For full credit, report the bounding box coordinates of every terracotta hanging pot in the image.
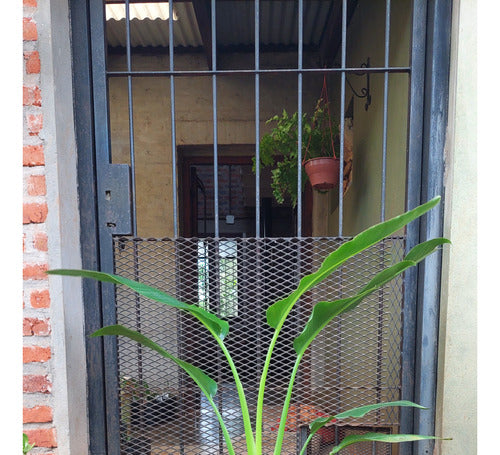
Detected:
[304,157,340,190]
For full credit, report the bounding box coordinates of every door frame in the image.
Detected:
[179,150,313,238]
[68,1,452,453]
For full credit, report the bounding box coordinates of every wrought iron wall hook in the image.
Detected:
[346,57,371,111]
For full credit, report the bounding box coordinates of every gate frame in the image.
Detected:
[68,1,453,453]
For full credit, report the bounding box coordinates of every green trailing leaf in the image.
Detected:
[293,238,450,355]
[329,433,446,454]
[92,325,218,398]
[47,269,229,340]
[266,196,441,330]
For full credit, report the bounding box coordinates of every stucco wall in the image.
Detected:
[435,0,477,453]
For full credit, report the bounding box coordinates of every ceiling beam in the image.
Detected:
[192,0,213,69]
[319,0,359,67]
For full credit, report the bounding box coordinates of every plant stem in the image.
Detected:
[298,432,315,455]
[256,296,302,450]
[272,354,303,455]
[206,394,236,455]
[215,337,257,455]
[255,327,280,451]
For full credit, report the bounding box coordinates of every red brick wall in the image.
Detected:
[23,0,57,451]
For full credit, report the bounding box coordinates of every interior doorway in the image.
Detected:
[180,150,305,238]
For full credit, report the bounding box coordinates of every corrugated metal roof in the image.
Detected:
[106,3,202,48]
[217,0,332,47]
[106,1,333,49]
[106,3,174,21]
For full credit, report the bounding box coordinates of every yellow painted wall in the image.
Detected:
[327,0,411,236]
[308,0,413,421]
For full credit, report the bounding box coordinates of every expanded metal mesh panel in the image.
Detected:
[113,236,405,455]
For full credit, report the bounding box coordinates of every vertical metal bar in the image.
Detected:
[255,0,261,238]
[413,1,452,454]
[125,3,145,444]
[333,256,343,415]
[376,240,385,424]
[69,0,107,451]
[174,238,185,455]
[400,0,427,450]
[89,0,121,452]
[125,0,137,236]
[338,0,347,237]
[169,0,179,237]
[376,2,391,440]
[381,0,391,222]
[254,2,263,420]
[297,0,303,237]
[209,3,221,448]
[212,0,219,237]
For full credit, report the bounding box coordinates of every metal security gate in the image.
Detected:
[70,1,452,454]
[114,237,405,455]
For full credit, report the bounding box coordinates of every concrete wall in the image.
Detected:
[108,52,324,238]
[435,1,477,453]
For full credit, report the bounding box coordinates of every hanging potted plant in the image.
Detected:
[255,82,342,206]
[302,96,340,190]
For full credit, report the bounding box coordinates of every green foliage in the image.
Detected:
[23,433,34,454]
[255,98,339,207]
[49,196,450,455]
[50,269,229,340]
[329,433,446,454]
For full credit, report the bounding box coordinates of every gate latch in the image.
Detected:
[101,163,132,235]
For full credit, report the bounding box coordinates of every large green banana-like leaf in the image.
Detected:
[92,325,218,398]
[299,401,428,455]
[293,238,450,355]
[309,401,426,434]
[334,400,426,419]
[266,196,441,329]
[47,269,229,340]
[329,433,445,454]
